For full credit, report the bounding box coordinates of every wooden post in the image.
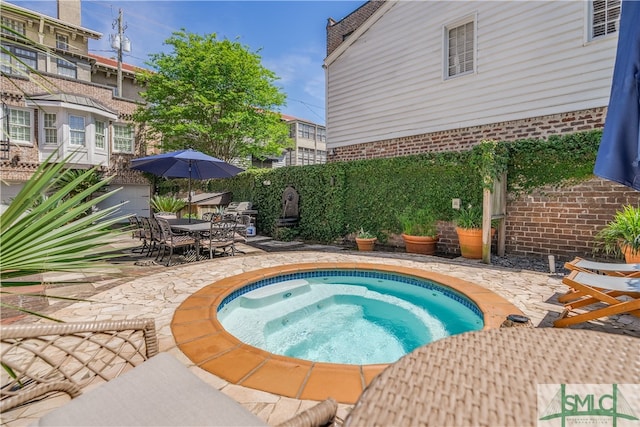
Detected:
[482,188,492,264]
[483,173,507,263]
[496,174,507,256]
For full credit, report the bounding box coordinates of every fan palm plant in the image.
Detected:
[595,204,640,261]
[150,195,186,213]
[0,153,131,318]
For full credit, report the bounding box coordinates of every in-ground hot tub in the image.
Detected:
[218,271,484,365]
[171,263,523,403]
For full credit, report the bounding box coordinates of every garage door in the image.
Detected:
[97,184,150,219]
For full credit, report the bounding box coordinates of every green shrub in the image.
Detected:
[398,207,438,237]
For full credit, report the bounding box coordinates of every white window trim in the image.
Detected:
[94,120,107,151]
[55,33,69,51]
[442,13,477,81]
[41,111,58,145]
[112,123,134,154]
[3,106,33,146]
[586,0,621,42]
[69,114,86,146]
[56,58,77,78]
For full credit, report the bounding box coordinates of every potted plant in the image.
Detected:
[595,204,640,263]
[454,205,484,259]
[355,228,377,251]
[150,195,186,217]
[398,207,439,255]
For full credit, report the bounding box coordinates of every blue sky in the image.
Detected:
[11,1,364,124]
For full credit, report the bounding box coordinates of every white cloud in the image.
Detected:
[264,45,326,120]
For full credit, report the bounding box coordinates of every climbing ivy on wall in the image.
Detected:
[506,130,601,195]
[204,129,602,243]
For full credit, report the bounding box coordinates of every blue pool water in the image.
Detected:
[217,271,483,365]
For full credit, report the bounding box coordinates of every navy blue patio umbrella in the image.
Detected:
[593,0,640,191]
[130,149,244,221]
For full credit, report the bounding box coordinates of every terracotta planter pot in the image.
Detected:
[355,237,377,251]
[401,234,438,255]
[455,227,496,259]
[456,227,483,259]
[622,245,640,263]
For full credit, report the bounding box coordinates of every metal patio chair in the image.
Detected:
[155,217,197,266]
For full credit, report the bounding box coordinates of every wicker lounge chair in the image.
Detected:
[554,270,640,327]
[1,319,158,413]
[1,320,337,426]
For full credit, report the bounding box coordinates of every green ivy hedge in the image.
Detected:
[204,129,602,243]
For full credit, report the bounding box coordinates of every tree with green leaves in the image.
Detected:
[134,31,291,163]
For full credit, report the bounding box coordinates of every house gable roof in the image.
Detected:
[89,53,142,74]
[2,2,101,40]
[324,1,396,67]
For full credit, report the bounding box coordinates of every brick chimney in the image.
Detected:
[57,0,81,26]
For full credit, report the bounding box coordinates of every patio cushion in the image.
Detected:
[33,353,267,426]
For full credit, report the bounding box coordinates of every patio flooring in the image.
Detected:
[2,235,639,426]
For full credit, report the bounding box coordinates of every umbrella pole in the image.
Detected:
[188,162,192,223]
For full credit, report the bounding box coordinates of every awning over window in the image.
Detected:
[25,93,118,120]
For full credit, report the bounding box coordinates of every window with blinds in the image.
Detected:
[591,0,621,40]
[44,113,57,145]
[95,121,106,150]
[69,115,85,146]
[113,124,134,153]
[446,20,475,78]
[3,108,32,144]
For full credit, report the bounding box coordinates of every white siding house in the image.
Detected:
[324,0,620,149]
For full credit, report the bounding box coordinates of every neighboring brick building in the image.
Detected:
[325,1,639,260]
[1,1,150,217]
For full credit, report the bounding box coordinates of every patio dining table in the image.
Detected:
[169,220,246,260]
[343,327,640,427]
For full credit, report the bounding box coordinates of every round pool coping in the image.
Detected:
[171,262,523,404]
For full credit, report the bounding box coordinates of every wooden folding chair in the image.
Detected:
[554,270,640,327]
[559,257,640,303]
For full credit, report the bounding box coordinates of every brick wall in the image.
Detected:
[326,1,385,56]
[503,178,639,259]
[330,107,640,260]
[379,178,639,262]
[330,107,607,161]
